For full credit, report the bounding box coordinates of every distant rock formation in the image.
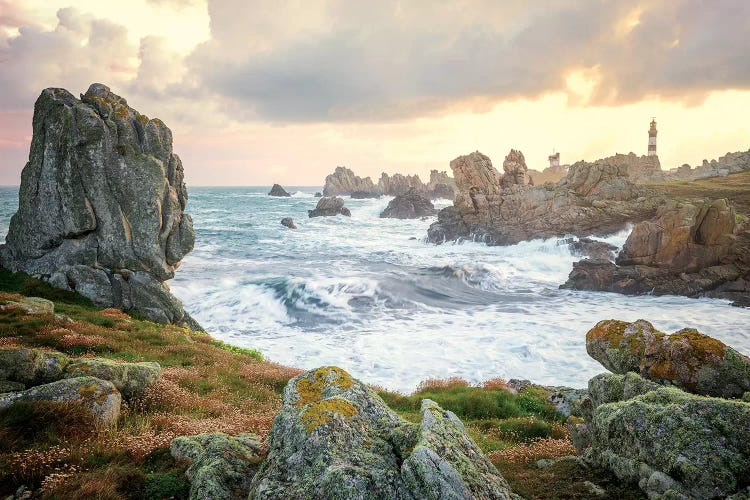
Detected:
[500,149,532,189]
[249,366,516,499]
[428,150,662,245]
[269,184,291,197]
[0,84,199,329]
[280,217,297,229]
[308,197,351,217]
[314,192,322,197]
[379,188,436,219]
[323,166,377,196]
[378,172,423,196]
[653,148,750,182]
[563,198,750,306]
[350,190,381,199]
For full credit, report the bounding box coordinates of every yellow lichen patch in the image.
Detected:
[669,329,726,361]
[647,360,677,381]
[586,320,629,348]
[299,397,357,433]
[295,366,354,407]
[77,383,109,404]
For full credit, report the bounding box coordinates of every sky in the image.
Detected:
[0,0,749,186]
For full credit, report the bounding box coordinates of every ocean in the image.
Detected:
[1,186,748,392]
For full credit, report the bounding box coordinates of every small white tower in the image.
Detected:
[548,151,560,169]
[648,118,657,156]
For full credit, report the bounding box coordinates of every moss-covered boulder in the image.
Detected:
[249,366,516,499]
[170,432,262,500]
[0,376,121,425]
[0,296,54,315]
[0,347,69,386]
[0,380,25,393]
[581,372,750,499]
[63,357,161,400]
[586,319,750,398]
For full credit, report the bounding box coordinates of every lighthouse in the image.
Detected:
[648,118,657,156]
[548,151,560,169]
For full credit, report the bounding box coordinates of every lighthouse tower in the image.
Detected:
[648,118,657,156]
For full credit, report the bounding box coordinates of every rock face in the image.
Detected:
[0,84,198,329]
[500,149,532,189]
[428,150,662,245]
[564,198,750,305]
[280,217,296,229]
[323,167,378,196]
[0,376,121,425]
[379,188,436,219]
[308,197,351,218]
[575,371,750,499]
[249,366,515,499]
[585,319,750,398]
[171,432,263,500]
[268,184,291,197]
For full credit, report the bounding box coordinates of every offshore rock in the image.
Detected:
[0,84,199,329]
[585,319,750,398]
[280,217,297,229]
[308,197,351,218]
[268,184,291,197]
[0,376,121,425]
[171,432,263,500]
[577,371,750,499]
[564,198,750,305]
[249,366,516,499]
[323,166,378,196]
[428,151,661,245]
[350,190,382,199]
[378,172,425,196]
[380,188,436,219]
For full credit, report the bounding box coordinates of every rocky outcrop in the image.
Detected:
[378,173,424,196]
[268,184,291,197]
[0,296,54,315]
[428,150,662,245]
[430,183,454,200]
[566,238,618,262]
[586,319,750,398]
[308,197,351,218]
[379,188,436,219]
[500,149,532,189]
[350,190,382,199]
[653,148,750,182]
[0,84,199,329]
[280,217,296,229]
[563,198,750,305]
[0,346,162,401]
[323,167,378,196]
[249,366,516,499]
[575,371,750,499]
[527,164,568,185]
[314,192,322,197]
[0,376,121,425]
[171,432,263,500]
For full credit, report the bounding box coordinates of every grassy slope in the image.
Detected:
[647,170,750,216]
[0,270,641,499]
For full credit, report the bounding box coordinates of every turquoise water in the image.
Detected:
[1,186,748,391]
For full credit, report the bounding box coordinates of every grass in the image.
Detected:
[647,170,750,216]
[0,269,641,499]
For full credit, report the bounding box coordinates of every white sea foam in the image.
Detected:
[164,188,750,393]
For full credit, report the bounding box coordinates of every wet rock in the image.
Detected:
[0,376,121,425]
[566,238,618,262]
[280,217,297,229]
[308,197,351,218]
[0,84,198,329]
[350,190,382,199]
[0,297,54,315]
[314,192,323,197]
[249,366,516,499]
[323,166,377,196]
[171,432,263,500]
[585,319,750,398]
[63,358,161,400]
[579,371,750,499]
[268,184,291,197]
[380,188,437,219]
[0,347,69,386]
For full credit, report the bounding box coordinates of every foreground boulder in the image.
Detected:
[380,188,436,219]
[564,198,750,305]
[308,197,351,218]
[268,184,291,197]
[171,432,263,500]
[0,83,199,329]
[575,371,750,499]
[280,217,297,229]
[586,319,750,398]
[428,150,662,245]
[0,347,69,386]
[249,366,515,499]
[0,376,121,425]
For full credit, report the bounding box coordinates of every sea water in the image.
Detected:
[0,186,747,392]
